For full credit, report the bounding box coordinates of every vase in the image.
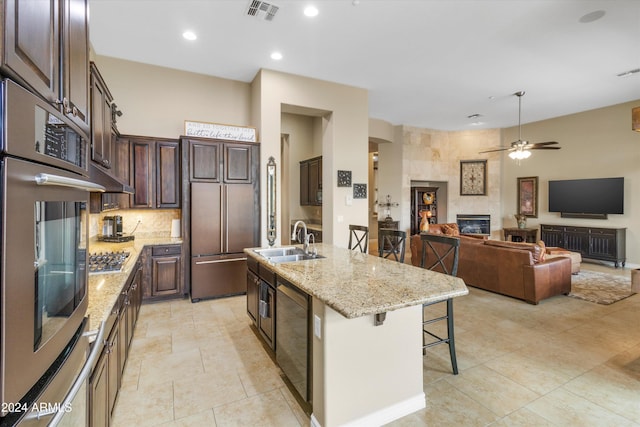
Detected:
[514,214,527,229]
[419,211,430,232]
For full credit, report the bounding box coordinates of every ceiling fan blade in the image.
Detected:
[479,147,511,153]
[530,141,559,146]
[530,146,561,150]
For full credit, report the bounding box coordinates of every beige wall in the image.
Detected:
[252,69,369,248]
[500,100,640,265]
[93,55,252,138]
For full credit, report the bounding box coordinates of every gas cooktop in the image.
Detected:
[88,251,130,275]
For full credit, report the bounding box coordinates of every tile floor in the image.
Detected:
[112,261,640,426]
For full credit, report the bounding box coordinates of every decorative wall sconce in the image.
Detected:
[266,156,277,246]
[633,107,640,132]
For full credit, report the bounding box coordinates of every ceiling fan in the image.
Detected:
[480,91,561,160]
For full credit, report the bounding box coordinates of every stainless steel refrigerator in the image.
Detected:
[190,181,257,300]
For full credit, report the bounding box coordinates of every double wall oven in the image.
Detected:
[1,80,104,426]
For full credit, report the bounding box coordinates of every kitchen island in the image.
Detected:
[245,243,468,427]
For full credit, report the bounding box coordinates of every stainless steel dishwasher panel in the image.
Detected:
[276,279,310,404]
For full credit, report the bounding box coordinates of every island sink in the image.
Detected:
[253,247,324,263]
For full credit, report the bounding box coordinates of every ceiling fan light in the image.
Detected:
[508,151,518,159]
[522,150,532,159]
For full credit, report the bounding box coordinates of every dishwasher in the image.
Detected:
[276,277,311,406]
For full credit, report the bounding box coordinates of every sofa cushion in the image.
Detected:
[483,239,545,263]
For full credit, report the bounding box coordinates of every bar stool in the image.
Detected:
[378,229,407,263]
[348,225,369,253]
[420,233,460,374]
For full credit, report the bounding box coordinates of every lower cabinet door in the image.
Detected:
[258,281,275,350]
[90,351,109,427]
[191,254,246,300]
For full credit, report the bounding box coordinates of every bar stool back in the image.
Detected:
[378,229,407,263]
[348,225,369,253]
[420,233,460,374]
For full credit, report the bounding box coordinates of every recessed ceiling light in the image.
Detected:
[304,5,319,17]
[579,10,606,24]
[182,31,197,41]
[271,51,283,60]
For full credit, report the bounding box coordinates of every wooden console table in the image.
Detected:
[540,224,626,267]
[503,227,538,243]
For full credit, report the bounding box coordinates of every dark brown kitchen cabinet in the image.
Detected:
[1,0,90,136]
[156,141,181,208]
[246,259,276,352]
[142,244,183,300]
[187,139,253,184]
[246,258,259,325]
[183,136,260,301]
[90,63,115,169]
[90,349,108,427]
[300,156,322,205]
[127,136,180,209]
[89,259,143,426]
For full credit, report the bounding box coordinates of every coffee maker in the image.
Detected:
[102,215,123,237]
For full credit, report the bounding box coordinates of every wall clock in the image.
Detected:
[460,160,487,196]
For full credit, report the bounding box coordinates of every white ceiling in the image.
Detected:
[88,0,640,131]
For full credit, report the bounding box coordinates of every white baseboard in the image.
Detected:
[310,393,425,427]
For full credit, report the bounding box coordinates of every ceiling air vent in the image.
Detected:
[246,0,279,21]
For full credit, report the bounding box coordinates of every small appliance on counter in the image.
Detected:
[99,215,135,242]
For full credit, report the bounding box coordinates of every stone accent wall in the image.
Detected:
[401,126,503,238]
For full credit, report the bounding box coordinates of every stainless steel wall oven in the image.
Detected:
[1,80,104,425]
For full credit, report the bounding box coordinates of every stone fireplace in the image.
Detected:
[457,214,490,235]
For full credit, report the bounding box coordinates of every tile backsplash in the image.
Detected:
[90,209,181,239]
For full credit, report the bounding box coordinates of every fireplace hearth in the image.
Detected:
[457,214,490,235]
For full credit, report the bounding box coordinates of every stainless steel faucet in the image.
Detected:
[292,220,310,254]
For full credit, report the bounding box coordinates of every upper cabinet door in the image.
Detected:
[224,144,252,183]
[2,0,60,103]
[61,0,89,133]
[189,141,220,182]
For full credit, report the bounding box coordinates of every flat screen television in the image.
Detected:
[548,177,624,214]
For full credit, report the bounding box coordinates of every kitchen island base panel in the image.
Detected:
[312,301,425,426]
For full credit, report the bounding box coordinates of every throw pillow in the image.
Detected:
[537,240,546,262]
[441,223,460,236]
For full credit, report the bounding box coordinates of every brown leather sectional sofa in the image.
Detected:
[409,224,572,304]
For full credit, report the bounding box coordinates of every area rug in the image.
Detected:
[568,270,633,305]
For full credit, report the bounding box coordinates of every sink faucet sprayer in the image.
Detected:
[292,220,312,255]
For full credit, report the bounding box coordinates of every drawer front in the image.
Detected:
[259,265,277,287]
[247,256,258,274]
[152,245,182,256]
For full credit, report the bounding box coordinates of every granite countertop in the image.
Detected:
[244,243,468,319]
[87,235,183,330]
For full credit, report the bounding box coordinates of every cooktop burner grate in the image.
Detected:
[88,251,130,274]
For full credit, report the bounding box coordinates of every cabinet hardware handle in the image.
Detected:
[195,257,247,265]
[35,173,105,192]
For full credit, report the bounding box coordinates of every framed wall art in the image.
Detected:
[460,160,487,196]
[517,176,538,217]
[337,170,352,187]
[353,183,367,199]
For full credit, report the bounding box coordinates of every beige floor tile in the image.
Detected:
[386,378,499,427]
[445,365,539,417]
[160,409,216,426]
[126,333,173,367]
[138,347,204,388]
[172,370,247,419]
[213,388,301,427]
[484,351,573,395]
[490,407,557,426]
[111,380,174,427]
[236,359,285,396]
[278,385,311,426]
[563,363,640,422]
[526,387,638,426]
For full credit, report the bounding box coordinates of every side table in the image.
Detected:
[503,227,538,243]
